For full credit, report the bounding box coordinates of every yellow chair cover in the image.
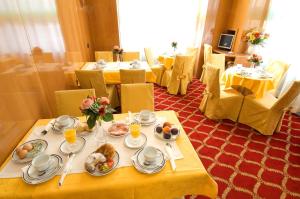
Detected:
[199,65,244,121]
[121,83,154,113]
[167,55,193,95]
[75,70,119,108]
[120,69,146,84]
[55,89,95,117]
[265,60,290,89]
[186,47,198,81]
[122,52,140,61]
[144,48,165,85]
[160,69,172,87]
[238,81,300,135]
[200,44,225,84]
[95,51,113,62]
[158,56,175,70]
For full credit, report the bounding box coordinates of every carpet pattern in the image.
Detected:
[154,79,300,199]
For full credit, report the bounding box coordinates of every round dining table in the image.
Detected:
[222,66,275,98]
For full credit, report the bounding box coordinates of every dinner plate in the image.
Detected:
[154,124,180,141]
[22,154,63,185]
[12,139,48,164]
[131,148,166,174]
[107,122,129,137]
[134,113,157,126]
[59,136,86,155]
[85,151,120,176]
[124,133,147,149]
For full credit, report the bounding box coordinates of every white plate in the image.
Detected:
[85,151,119,176]
[59,136,86,155]
[124,133,147,149]
[134,113,157,126]
[12,139,48,164]
[107,122,129,137]
[154,124,180,141]
[22,154,63,185]
[131,148,166,174]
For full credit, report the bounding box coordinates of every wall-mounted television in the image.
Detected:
[218,33,235,50]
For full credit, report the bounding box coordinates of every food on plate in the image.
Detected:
[23,143,33,151]
[17,149,28,159]
[163,122,172,128]
[108,123,129,136]
[155,123,180,140]
[76,122,94,133]
[163,133,171,139]
[171,128,179,135]
[85,144,116,173]
[155,126,163,134]
[15,141,44,159]
[163,126,170,133]
[96,144,115,160]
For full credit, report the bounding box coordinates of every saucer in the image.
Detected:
[131,148,166,174]
[124,133,147,149]
[27,156,57,179]
[134,112,156,126]
[22,154,63,185]
[51,116,79,134]
[136,147,165,170]
[59,136,86,155]
[12,139,48,164]
[85,151,120,176]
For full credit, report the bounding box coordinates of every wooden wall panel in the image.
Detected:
[86,0,120,55]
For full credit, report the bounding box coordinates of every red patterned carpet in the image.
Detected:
[154,79,300,199]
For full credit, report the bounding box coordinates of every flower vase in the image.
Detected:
[116,54,121,66]
[94,120,107,146]
[247,44,261,55]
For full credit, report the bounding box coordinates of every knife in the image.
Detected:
[165,143,176,171]
[58,153,75,187]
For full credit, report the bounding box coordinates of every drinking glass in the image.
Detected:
[63,128,77,151]
[129,122,141,145]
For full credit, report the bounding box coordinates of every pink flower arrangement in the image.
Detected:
[80,96,115,129]
[244,29,269,45]
[248,54,263,66]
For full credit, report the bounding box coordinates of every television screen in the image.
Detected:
[218,34,234,50]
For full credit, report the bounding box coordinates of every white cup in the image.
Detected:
[32,154,50,172]
[143,146,158,164]
[55,115,70,128]
[140,110,151,121]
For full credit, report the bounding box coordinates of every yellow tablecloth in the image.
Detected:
[0,111,217,199]
[158,56,175,70]
[82,62,156,84]
[222,70,275,98]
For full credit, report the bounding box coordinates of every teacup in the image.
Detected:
[32,154,50,172]
[55,115,70,129]
[140,110,151,121]
[143,146,158,164]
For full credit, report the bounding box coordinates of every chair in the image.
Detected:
[200,44,225,84]
[55,89,95,117]
[122,52,140,61]
[238,81,300,135]
[265,60,290,89]
[75,70,119,108]
[121,83,154,113]
[167,55,193,95]
[144,48,165,85]
[186,47,198,81]
[95,51,113,62]
[120,69,146,84]
[199,65,244,121]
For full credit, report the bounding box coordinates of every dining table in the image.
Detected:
[0,110,218,199]
[81,61,156,84]
[222,66,275,98]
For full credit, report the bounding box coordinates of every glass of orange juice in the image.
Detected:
[130,122,141,138]
[63,128,77,150]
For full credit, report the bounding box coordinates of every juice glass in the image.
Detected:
[63,128,77,151]
[130,122,141,138]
